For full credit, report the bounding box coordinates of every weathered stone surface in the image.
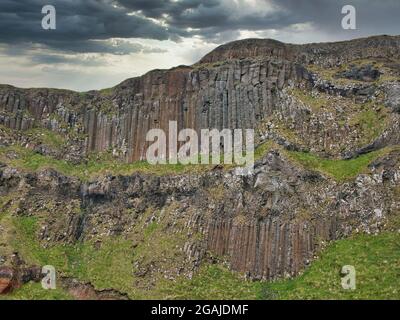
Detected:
[336,64,381,82]
[386,83,400,113]
[0,265,43,294]
[0,267,15,294]
[60,278,129,300]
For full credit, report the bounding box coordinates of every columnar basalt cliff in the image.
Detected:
[1,35,399,161]
[0,35,399,298]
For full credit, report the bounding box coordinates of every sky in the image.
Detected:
[0,0,399,91]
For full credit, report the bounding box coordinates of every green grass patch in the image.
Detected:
[1,282,73,300]
[0,146,224,181]
[10,216,135,296]
[289,88,330,111]
[349,107,388,146]
[5,213,400,300]
[98,87,115,97]
[0,141,392,182]
[265,232,400,300]
[25,128,66,149]
[159,265,263,300]
[254,140,275,161]
[285,148,390,181]
[8,208,186,299]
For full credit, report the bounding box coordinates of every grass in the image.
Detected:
[3,206,187,299]
[289,88,388,143]
[0,138,393,183]
[98,87,115,97]
[1,282,73,300]
[0,146,223,181]
[285,148,392,181]
[0,143,259,181]
[289,88,330,112]
[2,210,400,300]
[349,107,388,146]
[254,140,275,161]
[9,216,136,296]
[253,139,395,182]
[284,87,390,154]
[159,265,262,300]
[266,232,400,300]
[25,128,66,149]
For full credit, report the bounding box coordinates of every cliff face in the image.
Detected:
[1,35,399,162]
[1,148,398,283]
[0,35,400,297]
[0,60,302,161]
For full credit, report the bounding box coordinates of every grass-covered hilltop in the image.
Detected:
[1,35,400,300]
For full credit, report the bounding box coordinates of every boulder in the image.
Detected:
[0,267,16,294]
[385,84,400,113]
[336,64,381,82]
[0,265,43,295]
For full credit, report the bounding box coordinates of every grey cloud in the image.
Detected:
[0,0,182,54]
[117,0,400,43]
[30,54,106,67]
[1,0,399,56]
[272,0,400,34]
[117,0,294,36]
[115,0,220,19]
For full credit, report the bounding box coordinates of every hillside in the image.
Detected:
[0,35,399,299]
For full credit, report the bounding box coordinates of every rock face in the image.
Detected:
[386,83,400,113]
[0,267,15,294]
[0,264,43,294]
[1,148,399,281]
[0,35,400,293]
[207,217,338,279]
[336,64,381,82]
[1,35,399,161]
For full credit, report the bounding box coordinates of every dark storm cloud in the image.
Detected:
[116,0,400,41]
[115,0,220,19]
[0,0,183,54]
[30,54,105,66]
[116,0,296,39]
[271,0,400,35]
[0,0,399,55]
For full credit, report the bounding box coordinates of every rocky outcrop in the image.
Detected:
[1,35,399,162]
[59,278,129,300]
[0,261,43,295]
[1,146,399,281]
[386,83,400,113]
[335,64,381,82]
[207,217,337,279]
[0,267,15,294]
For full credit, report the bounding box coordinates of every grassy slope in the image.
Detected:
[1,127,398,300]
[0,145,218,181]
[2,282,73,300]
[267,232,400,300]
[157,232,400,300]
[149,231,400,300]
[285,148,393,181]
[0,142,394,182]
